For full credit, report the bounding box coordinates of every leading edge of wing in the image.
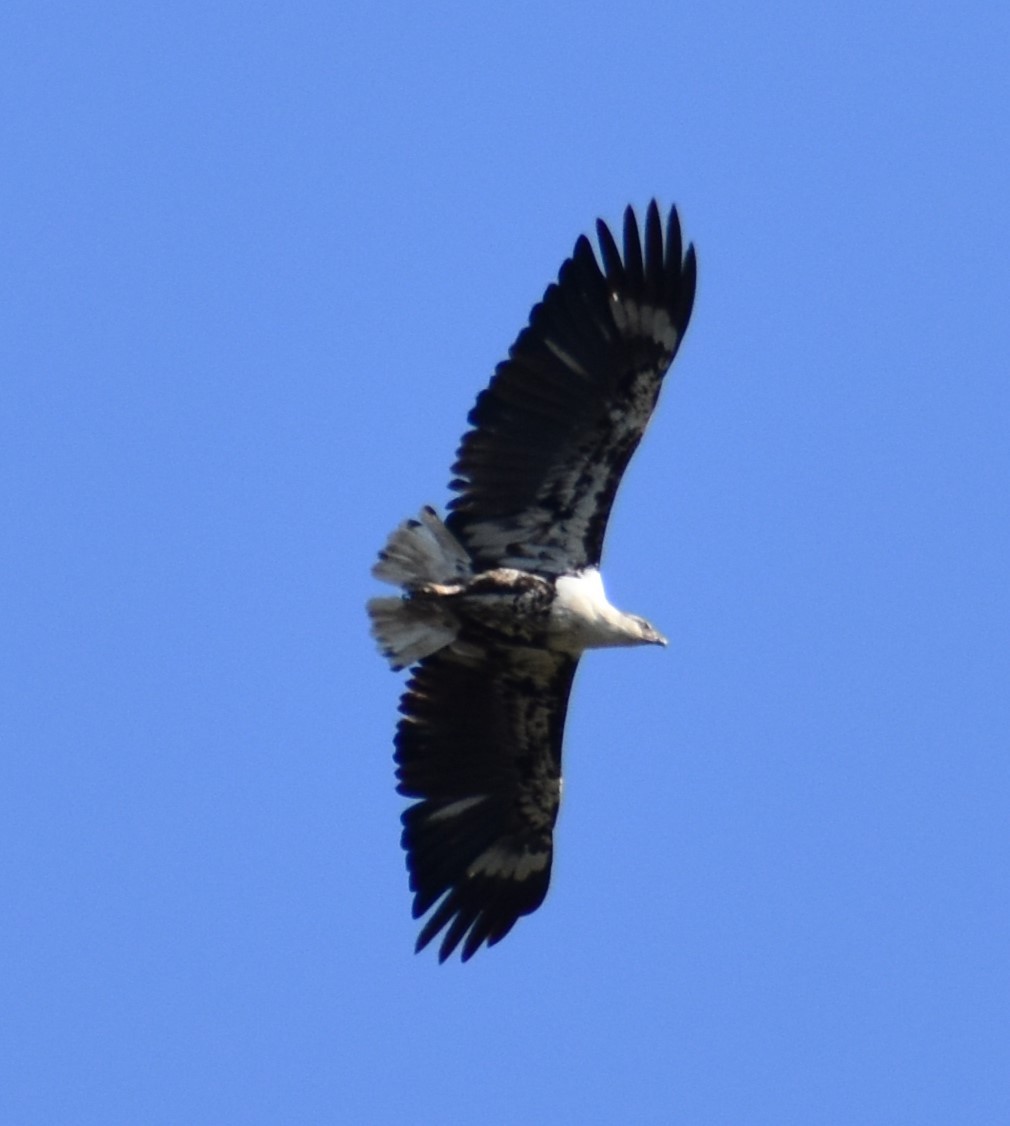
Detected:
[394,644,578,962]
[445,201,697,573]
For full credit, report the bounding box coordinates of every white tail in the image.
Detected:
[372,506,471,588]
[368,508,472,669]
[367,596,458,670]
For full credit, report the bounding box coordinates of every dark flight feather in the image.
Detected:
[395,646,577,962]
[445,201,696,574]
[374,203,696,960]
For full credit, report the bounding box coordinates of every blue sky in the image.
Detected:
[3,2,1009,1122]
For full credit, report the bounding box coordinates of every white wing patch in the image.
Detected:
[610,295,679,353]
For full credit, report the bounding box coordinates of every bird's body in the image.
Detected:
[368,202,696,961]
[370,508,666,663]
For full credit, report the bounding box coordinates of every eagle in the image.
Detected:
[368,201,697,961]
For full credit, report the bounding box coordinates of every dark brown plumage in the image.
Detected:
[371,202,696,961]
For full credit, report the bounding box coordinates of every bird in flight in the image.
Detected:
[368,201,696,961]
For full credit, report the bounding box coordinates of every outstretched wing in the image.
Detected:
[395,644,578,962]
[445,200,697,574]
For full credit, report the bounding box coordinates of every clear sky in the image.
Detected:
[3,2,1009,1123]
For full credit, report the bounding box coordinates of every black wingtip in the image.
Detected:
[664,205,684,276]
[680,242,698,333]
[622,205,644,287]
[644,200,665,298]
[595,202,693,291]
[596,216,624,284]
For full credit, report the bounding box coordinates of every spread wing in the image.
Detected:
[395,644,578,962]
[445,200,696,574]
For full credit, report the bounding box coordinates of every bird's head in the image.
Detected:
[624,614,668,647]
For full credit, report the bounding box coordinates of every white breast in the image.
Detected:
[550,569,638,650]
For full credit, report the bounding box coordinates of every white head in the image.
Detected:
[551,570,667,652]
[618,612,668,648]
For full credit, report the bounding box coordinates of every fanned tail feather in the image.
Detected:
[367,596,459,670]
[369,507,473,667]
[372,506,472,588]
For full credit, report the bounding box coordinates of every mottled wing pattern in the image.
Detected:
[395,645,578,961]
[445,200,696,573]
